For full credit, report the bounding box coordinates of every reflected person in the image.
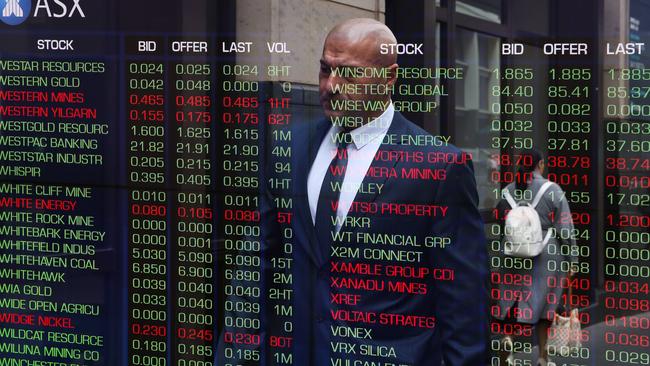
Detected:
[272,18,491,366]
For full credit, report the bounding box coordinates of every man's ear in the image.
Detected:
[386,63,399,87]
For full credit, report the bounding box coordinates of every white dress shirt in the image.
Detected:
[308,103,394,232]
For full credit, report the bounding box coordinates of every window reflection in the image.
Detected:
[454,29,500,209]
[457,0,501,23]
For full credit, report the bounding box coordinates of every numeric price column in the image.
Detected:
[169,39,217,365]
[602,67,650,365]
[488,67,538,357]
[266,66,295,365]
[125,37,170,366]
[544,67,594,363]
[218,62,263,365]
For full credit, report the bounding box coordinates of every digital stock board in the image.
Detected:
[0,1,649,366]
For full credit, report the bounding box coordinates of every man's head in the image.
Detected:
[319,18,399,127]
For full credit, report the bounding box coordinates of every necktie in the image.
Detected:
[314,131,349,241]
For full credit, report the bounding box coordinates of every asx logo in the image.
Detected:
[1,0,84,25]
[1,0,30,25]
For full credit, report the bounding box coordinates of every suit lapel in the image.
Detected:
[309,118,332,168]
[296,118,331,266]
[342,112,408,235]
[299,114,409,265]
[356,112,407,204]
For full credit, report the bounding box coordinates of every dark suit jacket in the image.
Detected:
[260,111,489,366]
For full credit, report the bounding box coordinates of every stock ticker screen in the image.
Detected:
[0,0,649,365]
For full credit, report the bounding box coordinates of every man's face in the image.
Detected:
[319,35,395,124]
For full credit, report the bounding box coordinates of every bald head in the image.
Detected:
[325,18,398,67]
[319,18,400,124]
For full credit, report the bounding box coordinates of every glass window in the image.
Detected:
[508,46,549,152]
[396,21,442,134]
[630,0,650,105]
[511,0,549,35]
[454,28,500,209]
[456,0,501,23]
[431,22,442,133]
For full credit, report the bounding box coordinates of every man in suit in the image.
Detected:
[264,18,489,366]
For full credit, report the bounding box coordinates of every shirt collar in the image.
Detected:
[346,102,394,150]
